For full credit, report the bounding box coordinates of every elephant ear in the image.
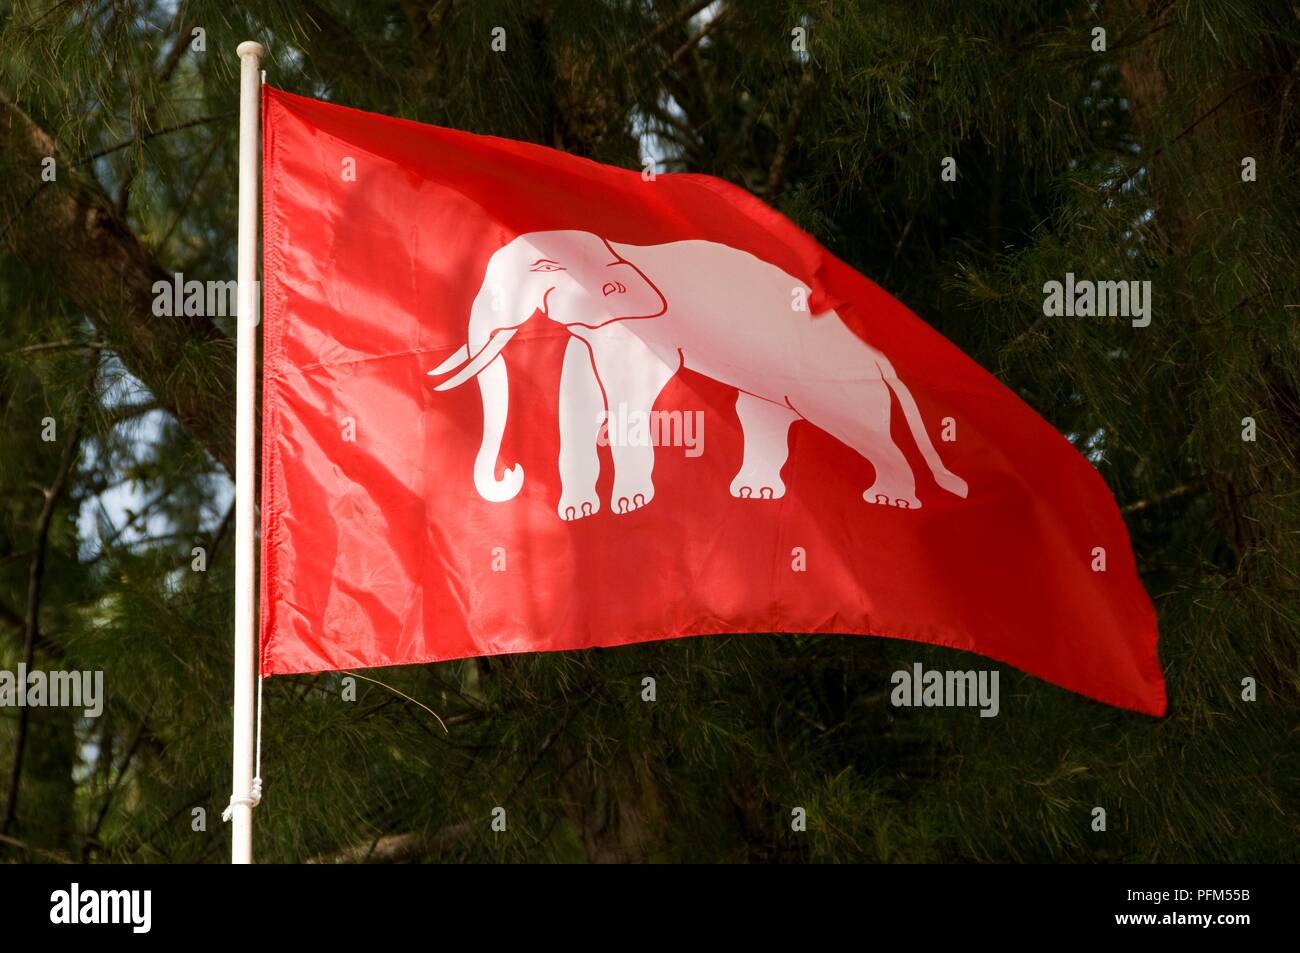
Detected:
[602,241,667,321]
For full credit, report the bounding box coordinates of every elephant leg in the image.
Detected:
[804,379,922,509]
[557,336,604,520]
[583,325,678,514]
[730,393,797,500]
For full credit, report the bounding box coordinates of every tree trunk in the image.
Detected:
[0,95,236,473]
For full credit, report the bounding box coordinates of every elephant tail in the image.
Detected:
[875,356,969,499]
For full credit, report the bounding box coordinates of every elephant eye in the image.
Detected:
[529,260,564,273]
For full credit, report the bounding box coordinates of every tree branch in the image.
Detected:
[307,821,473,864]
[765,66,816,198]
[0,831,76,863]
[619,0,719,67]
[87,113,232,163]
[1,401,86,835]
[1121,483,1200,514]
[0,92,236,473]
[84,710,151,858]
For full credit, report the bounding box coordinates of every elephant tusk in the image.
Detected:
[428,344,470,377]
[432,328,518,391]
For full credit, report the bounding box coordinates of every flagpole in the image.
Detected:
[231,39,264,865]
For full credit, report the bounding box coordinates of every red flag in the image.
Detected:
[259,87,1165,715]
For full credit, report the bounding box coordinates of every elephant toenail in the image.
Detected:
[582,502,593,516]
[633,493,645,508]
[760,487,773,499]
[564,506,575,519]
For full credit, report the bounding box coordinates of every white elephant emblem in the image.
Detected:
[429,230,968,519]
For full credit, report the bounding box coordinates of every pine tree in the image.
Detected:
[0,0,1295,862]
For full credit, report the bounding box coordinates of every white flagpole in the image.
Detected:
[231,39,264,865]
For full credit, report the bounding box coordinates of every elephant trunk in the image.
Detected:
[428,284,526,502]
[472,353,523,501]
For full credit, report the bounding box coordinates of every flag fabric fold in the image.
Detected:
[259,87,1165,715]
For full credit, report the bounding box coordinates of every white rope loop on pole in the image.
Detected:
[223,673,265,823]
[222,778,262,823]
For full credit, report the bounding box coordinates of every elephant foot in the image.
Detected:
[557,492,600,521]
[611,479,654,515]
[729,471,786,500]
[864,488,922,510]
